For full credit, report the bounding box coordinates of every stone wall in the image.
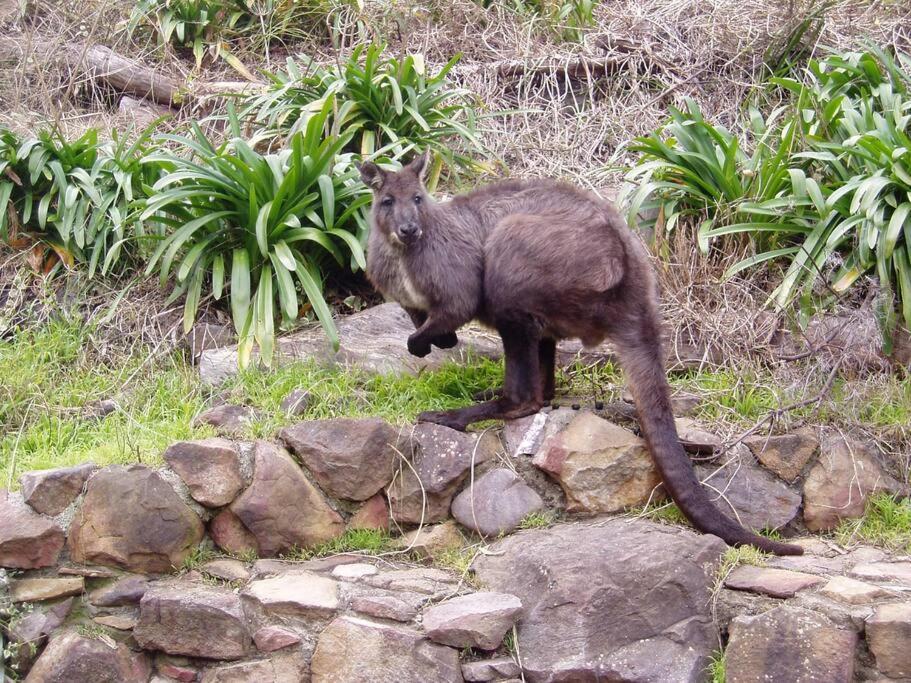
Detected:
[1,406,910,682]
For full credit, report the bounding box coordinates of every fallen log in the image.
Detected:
[82,45,181,106]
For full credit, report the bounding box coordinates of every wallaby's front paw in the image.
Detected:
[407,334,432,358]
[432,332,458,350]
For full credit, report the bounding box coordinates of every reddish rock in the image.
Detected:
[0,490,65,569]
[230,441,345,556]
[725,606,857,683]
[724,565,825,598]
[849,561,911,585]
[11,577,84,602]
[89,575,150,607]
[25,631,151,682]
[158,660,199,682]
[461,657,521,682]
[200,559,249,582]
[423,592,523,650]
[134,584,252,660]
[280,417,400,500]
[200,650,309,682]
[866,602,911,678]
[674,417,721,454]
[310,615,462,682]
[349,592,421,623]
[387,424,499,524]
[67,465,204,573]
[394,520,464,560]
[193,404,258,436]
[209,508,259,556]
[451,468,544,537]
[818,576,893,605]
[7,598,73,671]
[163,438,244,507]
[533,412,662,513]
[363,568,461,597]
[803,432,906,531]
[744,429,818,482]
[19,463,97,515]
[253,625,301,652]
[348,494,389,532]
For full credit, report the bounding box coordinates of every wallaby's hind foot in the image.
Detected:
[433,332,459,349]
[418,397,543,432]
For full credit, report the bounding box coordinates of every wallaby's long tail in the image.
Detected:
[619,338,804,556]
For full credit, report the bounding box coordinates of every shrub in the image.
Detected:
[241,44,486,186]
[623,48,911,349]
[142,98,369,366]
[127,0,348,75]
[478,0,595,43]
[0,125,162,276]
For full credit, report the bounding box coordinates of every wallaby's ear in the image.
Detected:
[408,149,432,184]
[357,161,385,190]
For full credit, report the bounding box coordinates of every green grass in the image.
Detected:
[708,650,726,683]
[630,501,689,526]
[283,528,393,561]
[227,354,505,437]
[0,318,210,488]
[518,510,558,529]
[835,494,911,554]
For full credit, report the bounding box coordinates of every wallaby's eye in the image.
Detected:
[380,197,394,207]
[413,195,422,205]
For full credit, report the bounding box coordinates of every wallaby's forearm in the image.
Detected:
[408,312,463,357]
[404,307,458,352]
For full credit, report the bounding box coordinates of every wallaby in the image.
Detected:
[358,152,803,556]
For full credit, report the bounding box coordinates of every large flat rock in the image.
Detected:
[472,518,725,683]
[199,303,617,384]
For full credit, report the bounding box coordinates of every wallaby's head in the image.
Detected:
[357,151,432,247]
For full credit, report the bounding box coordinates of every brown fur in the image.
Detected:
[358,153,803,556]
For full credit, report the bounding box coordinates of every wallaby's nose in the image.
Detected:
[400,223,418,238]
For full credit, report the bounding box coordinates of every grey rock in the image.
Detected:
[724,565,825,598]
[725,605,858,683]
[451,468,544,537]
[461,657,521,682]
[423,592,522,650]
[865,602,911,678]
[280,388,311,416]
[310,614,462,682]
[472,518,725,682]
[88,575,150,607]
[134,583,252,660]
[695,447,802,531]
[243,571,339,618]
[387,424,499,524]
[194,404,258,437]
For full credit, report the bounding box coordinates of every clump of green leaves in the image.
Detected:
[623,46,911,350]
[241,44,487,186]
[0,124,163,276]
[142,100,369,366]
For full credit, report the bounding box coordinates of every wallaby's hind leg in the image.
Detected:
[540,337,556,401]
[419,323,544,431]
[472,336,557,402]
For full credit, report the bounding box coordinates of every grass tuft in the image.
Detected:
[835,494,911,554]
[283,528,393,561]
